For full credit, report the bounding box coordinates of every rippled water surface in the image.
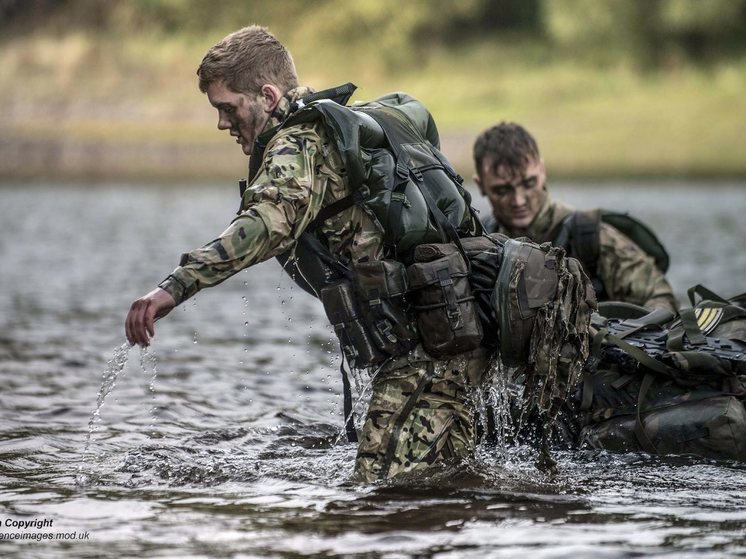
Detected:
[1,181,745,558]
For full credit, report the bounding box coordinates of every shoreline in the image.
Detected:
[2,134,745,183]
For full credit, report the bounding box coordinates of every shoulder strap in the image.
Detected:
[248,83,358,183]
[553,210,602,271]
[553,210,604,297]
[570,210,601,269]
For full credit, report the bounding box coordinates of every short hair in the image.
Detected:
[473,122,540,177]
[197,25,298,95]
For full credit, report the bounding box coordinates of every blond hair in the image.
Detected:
[197,25,298,95]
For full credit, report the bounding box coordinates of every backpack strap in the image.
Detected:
[553,210,604,297]
[687,284,730,307]
[248,83,358,184]
[633,372,659,454]
[570,210,601,272]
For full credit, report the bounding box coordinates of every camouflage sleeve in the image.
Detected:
[158,124,330,305]
[597,223,679,312]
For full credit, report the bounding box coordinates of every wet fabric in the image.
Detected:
[354,348,492,481]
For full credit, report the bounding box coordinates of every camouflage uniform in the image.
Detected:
[158,87,493,482]
[484,195,678,313]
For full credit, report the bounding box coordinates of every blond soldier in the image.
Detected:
[473,122,678,313]
[125,25,494,482]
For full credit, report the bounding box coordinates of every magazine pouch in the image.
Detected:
[354,259,419,357]
[320,280,386,369]
[407,242,483,358]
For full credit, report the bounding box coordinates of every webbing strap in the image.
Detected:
[687,283,730,307]
[633,373,659,454]
[379,362,436,479]
[667,307,706,351]
[616,307,676,340]
[570,211,601,271]
[340,357,358,443]
[294,82,357,107]
[605,333,678,377]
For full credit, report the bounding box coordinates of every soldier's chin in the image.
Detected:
[240,142,253,156]
[510,214,534,229]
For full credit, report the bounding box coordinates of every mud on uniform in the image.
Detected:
[484,196,678,313]
[158,87,493,482]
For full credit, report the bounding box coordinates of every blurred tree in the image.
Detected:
[542,0,746,68]
[2,0,744,68]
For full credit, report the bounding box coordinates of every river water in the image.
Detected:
[0,181,744,558]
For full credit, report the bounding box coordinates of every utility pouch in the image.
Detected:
[320,281,386,369]
[407,243,483,358]
[354,259,419,357]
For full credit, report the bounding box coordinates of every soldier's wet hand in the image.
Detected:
[125,288,176,347]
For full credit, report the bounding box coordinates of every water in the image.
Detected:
[0,181,745,558]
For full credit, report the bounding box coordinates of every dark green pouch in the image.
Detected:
[407,243,483,358]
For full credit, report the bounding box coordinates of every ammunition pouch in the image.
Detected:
[407,243,483,358]
[320,259,418,369]
[320,281,386,369]
[354,259,419,358]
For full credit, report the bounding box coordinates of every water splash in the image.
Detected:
[76,342,159,485]
[481,358,519,461]
[82,342,131,454]
[140,346,159,438]
[76,342,131,485]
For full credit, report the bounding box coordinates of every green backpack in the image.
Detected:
[574,285,746,461]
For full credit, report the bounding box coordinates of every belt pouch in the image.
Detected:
[354,259,419,357]
[320,280,386,369]
[407,243,483,358]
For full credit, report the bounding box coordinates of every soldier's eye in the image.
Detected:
[523,176,538,189]
[494,186,512,197]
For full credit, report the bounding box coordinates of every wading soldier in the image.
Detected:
[125,27,593,481]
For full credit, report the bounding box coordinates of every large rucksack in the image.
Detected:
[574,285,746,461]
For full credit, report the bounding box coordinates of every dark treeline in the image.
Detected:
[2,0,746,70]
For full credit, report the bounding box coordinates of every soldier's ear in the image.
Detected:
[473,173,485,195]
[259,84,283,113]
[539,158,547,189]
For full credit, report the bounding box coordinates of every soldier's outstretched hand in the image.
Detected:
[125,288,176,347]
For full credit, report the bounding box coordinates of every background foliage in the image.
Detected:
[1,0,745,180]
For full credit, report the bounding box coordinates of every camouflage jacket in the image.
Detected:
[484,195,678,312]
[158,86,384,306]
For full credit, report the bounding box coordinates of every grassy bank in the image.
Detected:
[2,29,745,181]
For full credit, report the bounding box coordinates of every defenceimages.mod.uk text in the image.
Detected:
[0,518,90,541]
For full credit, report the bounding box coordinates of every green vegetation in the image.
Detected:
[1,0,745,181]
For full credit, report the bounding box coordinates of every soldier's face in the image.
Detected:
[207,81,269,156]
[476,157,547,230]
